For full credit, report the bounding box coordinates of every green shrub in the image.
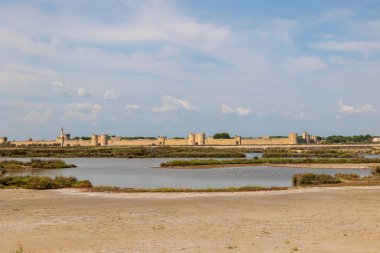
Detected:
[72,180,92,188]
[0,159,76,172]
[335,173,360,180]
[54,176,78,187]
[0,175,92,190]
[28,158,76,169]
[25,177,60,190]
[293,173,341,186]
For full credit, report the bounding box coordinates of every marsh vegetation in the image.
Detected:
[0,175,92,189]
[0,146,245,158]
[0,159,76,173]
[160,157,380,167]
[262,148,360,158]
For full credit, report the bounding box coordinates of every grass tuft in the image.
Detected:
[0,175,92,190]
[293,173,341,186]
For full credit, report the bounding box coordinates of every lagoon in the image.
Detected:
[2,156,371,188]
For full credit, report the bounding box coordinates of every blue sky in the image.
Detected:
[1,0,380,139]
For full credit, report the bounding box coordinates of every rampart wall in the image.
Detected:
[241,138,294,145]
[8,132,305,147]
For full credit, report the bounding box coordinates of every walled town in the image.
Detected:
[0,128,318,147]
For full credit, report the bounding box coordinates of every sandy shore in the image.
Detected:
[164,163,378,169]
[1,187,380,252]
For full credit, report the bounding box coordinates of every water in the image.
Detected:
[244,152,262,158]
[2,155,371,188]
[364,154,380,159]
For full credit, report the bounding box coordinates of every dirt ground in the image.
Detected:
[1,187,380,253]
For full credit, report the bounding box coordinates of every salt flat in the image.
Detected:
[1,187,380,253]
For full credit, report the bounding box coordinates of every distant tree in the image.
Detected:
[72,136,91,140]
[325,135,372,144]
[213,133,231,139]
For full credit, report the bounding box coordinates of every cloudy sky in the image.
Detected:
[1,0,379,140]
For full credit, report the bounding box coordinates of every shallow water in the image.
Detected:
[2,155,371,188]
[364,154,380,159]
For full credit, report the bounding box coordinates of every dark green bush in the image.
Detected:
[335,173,360,180]
[293,173,341,186]
[0,175,92,190]
[72,180,92,188]
[25,177,60,189]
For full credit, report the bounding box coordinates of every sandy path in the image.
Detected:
[1,187,380,253]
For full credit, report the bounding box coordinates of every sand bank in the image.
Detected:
[1,186,380,252]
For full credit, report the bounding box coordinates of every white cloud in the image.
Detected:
[285,57,327,72]
[64,103,102,122]
[221,105,253,116]
[60,4,230,53]
[257,109,304,120]
[312,41,380,53]
[0,2,229,55]
[21,109,53,125]
[104,89,120,100]
[339,100,376,114]
[77,88,88,97]
[254,19,297,46]
[125,104,141,111]
[320,9,354,21]
[52,81,88,97]
[152,95,199,112]
[278,111,305,119]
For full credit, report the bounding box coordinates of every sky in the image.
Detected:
[1,0,380,140]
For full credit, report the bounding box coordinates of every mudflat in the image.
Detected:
[1,187,380,253]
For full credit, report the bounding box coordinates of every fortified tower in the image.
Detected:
[188,133,195,145]
[0,137,7,145]
[194,133,205,145]
[99,134,109,146]
[157,136,166,146]
[57,127,70,146]
[302,131,310,144]
[234,135,242,145]
[288,133,298,145]
[91,134,99,146]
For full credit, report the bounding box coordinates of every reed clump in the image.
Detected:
[0,175,92,190]
[0,146,245,158]
[161,157,380,167]
[263,148,360,158]
[335,173,360,180]
[0,159,76,172]
[292,173,341,186]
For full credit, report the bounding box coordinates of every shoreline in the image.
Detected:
[2,186,380,252]
[162,163,377,170]
[57,184,380,199]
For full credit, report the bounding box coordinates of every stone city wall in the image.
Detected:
[7,132,307,147]
[12,140,58,146]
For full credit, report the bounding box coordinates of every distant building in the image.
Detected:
[56,127,70,146]
[372,138,380,143]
